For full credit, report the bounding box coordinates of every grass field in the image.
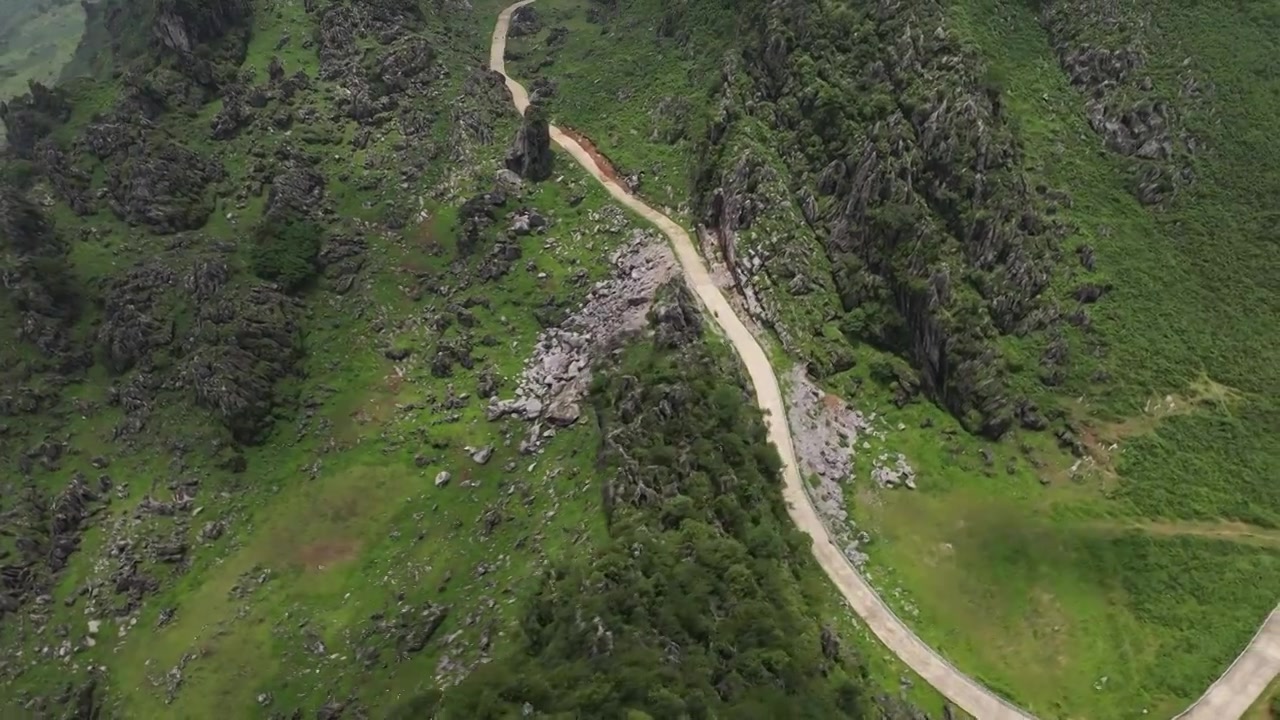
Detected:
[495,0,1280,716]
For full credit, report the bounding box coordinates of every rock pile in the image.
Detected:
[488,229,677,450]
[871,454,917,490]
[784,367,897,567]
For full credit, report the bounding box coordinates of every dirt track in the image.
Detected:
[490,4,1280,717]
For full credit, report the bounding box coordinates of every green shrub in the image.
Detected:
[0,160,35,188]
[437,336,889,719]
[249,218,320,292]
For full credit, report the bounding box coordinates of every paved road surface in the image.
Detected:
[490,4,1280,717]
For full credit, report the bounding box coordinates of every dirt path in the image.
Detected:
[490,4,1279,717]
[1093,519,1280,549]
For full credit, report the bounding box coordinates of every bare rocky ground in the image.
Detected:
[784,365,917,568]
[488,221,677,450]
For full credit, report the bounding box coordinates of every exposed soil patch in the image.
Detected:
[1091,519,1280,549]
[559,125,625,186]
[334,388,403,442]
[293,538,362,571]
[1051,374,1243,486]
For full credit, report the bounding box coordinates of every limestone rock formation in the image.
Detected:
[152,0,251,55]
[508,5,542,37]
[105,140,225,233]
[698,0,1079,439]
[182,282,303,443]
[506,104,553,182]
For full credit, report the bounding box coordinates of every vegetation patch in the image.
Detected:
[250,217,323,291]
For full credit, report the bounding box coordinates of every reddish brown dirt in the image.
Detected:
[560,126,627,187]
[384,372,405,394]
[293,538,361,571]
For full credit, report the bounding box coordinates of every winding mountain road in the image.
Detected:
[490,3,1280,717]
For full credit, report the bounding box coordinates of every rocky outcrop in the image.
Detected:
[183,282,303,443]
[97,263,178,373]
[209,85,252,140]
[318,234,366,293]
[456,189,506,256]
[508,5,542,37]
[36,141,94,216]
[266,163,327,220]
[1040,0,1199,205]
[152,0,250,55]
[445,68,512,166]
[105,140,224,233]
[0,186,82,366]
[372,36,437,96]
[92,246,300,445]
[505,104,553,182]
[84,111,153,161]
[488,230,677,450]
[315,0,428,112]
[0,82,71,160]
[700,0,1076,439]
[0,474,102,617]
[650,282,703,349]
[0,183,56,256]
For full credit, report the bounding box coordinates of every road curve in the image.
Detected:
[490,4,1279,718]
[1175,607,1280,720]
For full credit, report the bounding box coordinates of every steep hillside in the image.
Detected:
[498,0,1280,715]
[0,0,951,717]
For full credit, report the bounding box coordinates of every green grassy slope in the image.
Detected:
[947,0,1280,526]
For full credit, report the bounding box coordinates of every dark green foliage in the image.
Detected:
[250,218,321,292]
[439,337,887,719]
[690,0,1066,439]
[0,81,71,158]
[0,182,55,255]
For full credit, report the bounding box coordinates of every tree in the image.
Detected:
[249,217,320,292]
